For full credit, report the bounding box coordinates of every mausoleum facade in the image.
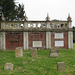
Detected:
[0,13,73,50]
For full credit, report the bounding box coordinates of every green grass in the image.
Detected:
[0,44,75,75]
[73,43,75,49]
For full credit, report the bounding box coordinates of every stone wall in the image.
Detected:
[0,19,73,50]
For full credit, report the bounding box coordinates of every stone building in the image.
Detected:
[0,13,73,50]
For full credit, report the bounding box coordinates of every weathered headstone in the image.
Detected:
[50,47,59,57]
[31,48,38,57]
[4,63,13,71]
[57,62,65,70]
[15,47,23,57]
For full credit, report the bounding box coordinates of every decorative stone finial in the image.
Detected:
[1,12,5,21]
[45,13,50,21]
[24,14,28,21]
[67,13,72,22]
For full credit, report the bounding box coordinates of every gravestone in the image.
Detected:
[31,48,38,57]
[15,47,23,57]
[4,63,13,71]
[57,62,65,70]
[50,47,59,57]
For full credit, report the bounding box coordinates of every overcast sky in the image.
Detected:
[17,0,75,27]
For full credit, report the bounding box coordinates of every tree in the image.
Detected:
[15,4,25,21]
[0,0,25,21]
[3,0,16,20]
[73,27,75,43]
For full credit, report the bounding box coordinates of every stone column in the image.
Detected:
[67,21,72,28]
[0,32,6,50]
[46,32,51,49]
[23,32,28,50]
[24,22,28,28]
[68,31,73,49]
[2,32,6,50]
[46,21,51,49]
[46,21,50,28]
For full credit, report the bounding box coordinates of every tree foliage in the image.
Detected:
[15,4,25,21]
[73,27,75,43]
[0,0,25,21]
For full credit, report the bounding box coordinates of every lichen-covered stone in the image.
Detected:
[31,49,38,57]
[57,62,65,70]
[50,47,59,53]
[50,53,58,57]
[15,47,23,57]
[4,63,13,71]
[50,47,59,57]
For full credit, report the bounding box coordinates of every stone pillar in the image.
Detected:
[0,32,6,50]
[23,32,28,50]
[68,22,72,28]
[46,32,51,49]
[46,21,50,28]
[68,31,73,49]
[24,22,28,28]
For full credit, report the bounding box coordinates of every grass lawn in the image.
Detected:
[0,44,75,75]
[73,43,75,49]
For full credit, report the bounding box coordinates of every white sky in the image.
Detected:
[17,0,75,27]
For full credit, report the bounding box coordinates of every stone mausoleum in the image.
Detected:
[0,13,73,50]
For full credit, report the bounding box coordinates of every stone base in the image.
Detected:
[57,62,65,70]
[50,53,58,57]
[4,63,13,71]
[31,49,38,57]
[15,47,23,57]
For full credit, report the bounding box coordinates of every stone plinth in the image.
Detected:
[31,49,38,57]
[57,62,65,70]
[50,47,59,57]
[4,63,13,71]
[15,47,23,57]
